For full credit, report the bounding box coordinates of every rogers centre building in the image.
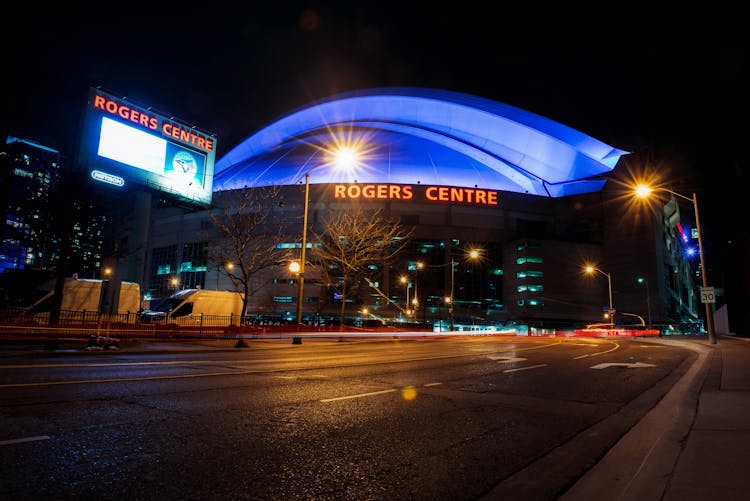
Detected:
[143,87,703,332]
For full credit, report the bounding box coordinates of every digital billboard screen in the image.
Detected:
[79,87,216,206]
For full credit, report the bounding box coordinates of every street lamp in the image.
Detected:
[414,261,423,322]
[637,277,652,330]
[215,262,233,290]
[291,146,360,343]
[400,275,411,320]
[635,185,716,344]
[449,259,456,330]
[584,265,614,327]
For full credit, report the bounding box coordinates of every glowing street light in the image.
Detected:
[216,262,234,290]
[400,275,411,318]
[585,265,614,327]
[635,184,716,344]
[292,144,360,342]
[414,261,423,321]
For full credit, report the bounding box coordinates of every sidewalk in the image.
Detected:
[561,334,750,500]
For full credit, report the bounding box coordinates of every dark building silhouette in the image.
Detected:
[0,135,107,281]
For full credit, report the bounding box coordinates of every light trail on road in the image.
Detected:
[0,338,617,389]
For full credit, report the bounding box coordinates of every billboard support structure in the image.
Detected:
[128,190,152,287]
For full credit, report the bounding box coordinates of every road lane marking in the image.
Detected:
[0,370,267,388]
[0,435,50,446]
[487,356,527,363]
[503,364,547,373]
[320,389,397,402]
[0,360,231,369]
[321,382,443,402]
[591,362,657,369]
[574,342,620,359]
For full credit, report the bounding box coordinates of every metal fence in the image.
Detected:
[0,307,415,343]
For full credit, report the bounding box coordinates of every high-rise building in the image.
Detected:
[0,136,106,277]
[0,136,62,271]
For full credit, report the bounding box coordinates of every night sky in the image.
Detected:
[5,4,749,305]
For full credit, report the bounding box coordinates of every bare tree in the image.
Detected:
[311,207,413,328]
[209,187,290,322]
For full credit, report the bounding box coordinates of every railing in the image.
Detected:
[0,308,427,343]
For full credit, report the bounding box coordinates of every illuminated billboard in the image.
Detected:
[79,87,216,206]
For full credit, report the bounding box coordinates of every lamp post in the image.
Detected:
[448,259,455,330]
[585,265,614,327]
[288,170,311,345]
[400,275,411,320]
[635,185,716,344]
[637,277,652,331]
[411,262,422,323]
[289,146,359,344]
[215,262,233,290]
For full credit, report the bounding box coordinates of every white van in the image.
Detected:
[139,289,244,325]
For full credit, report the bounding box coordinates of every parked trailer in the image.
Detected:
[19,276,142,316]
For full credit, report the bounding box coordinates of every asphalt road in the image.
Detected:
[0,336,694,500]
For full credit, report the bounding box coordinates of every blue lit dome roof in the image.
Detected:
[213,88,628,197]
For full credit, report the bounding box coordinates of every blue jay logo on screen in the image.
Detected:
[172,151,198,178]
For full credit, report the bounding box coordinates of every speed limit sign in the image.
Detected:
[700,287,716,304]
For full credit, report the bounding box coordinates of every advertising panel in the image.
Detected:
[79,87,216,206]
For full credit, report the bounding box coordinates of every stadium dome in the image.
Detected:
[213,88,628,197]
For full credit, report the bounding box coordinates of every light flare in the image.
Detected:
[401,386,418,401]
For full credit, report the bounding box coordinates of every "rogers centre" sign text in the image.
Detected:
[333,184,498,206]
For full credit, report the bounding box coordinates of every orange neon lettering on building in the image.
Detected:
[334,185,347,198]
[137,112,150,129]
[93,94,107,111]
[161,123,213,153]
[377,184,389,198]
[401,186,414,199]
[94,93,158,130]
[117,105,130,121]
[347,185,362,198]
[362,185,375,198]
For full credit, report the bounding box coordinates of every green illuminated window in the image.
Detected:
[516,256,543,264]
[516,241,541,251]
[517,270,543,278]
[517,299,544,307]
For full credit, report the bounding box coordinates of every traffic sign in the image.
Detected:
[700,287,716,304]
